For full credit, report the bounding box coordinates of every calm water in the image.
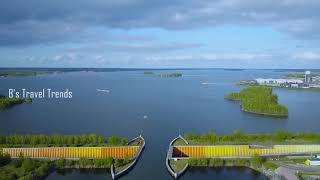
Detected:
[1,69,319,180]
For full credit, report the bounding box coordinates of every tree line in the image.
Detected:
[184,130,320,144]
[0,134,128,147]
[158,73,182,78]
[187,154,278,170]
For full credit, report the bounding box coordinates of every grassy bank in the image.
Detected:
[225,87,288,117]
[169,159,188,173]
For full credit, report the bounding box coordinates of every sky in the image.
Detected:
[0,0,320,69]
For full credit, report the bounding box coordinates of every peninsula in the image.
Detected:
[0,95,32,110]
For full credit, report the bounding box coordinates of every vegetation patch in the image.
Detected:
[263,161,278,170]
[0,95,32,111]
[184,130,320,145]
[158,73,182,78]
[0,151,125,180]
[143,71,154,75]
[172,139,188,146]
[0,134,128,148]
[187,156,259,168]
[169,159,188,173]
[0,70,49,77]
[0,133,135,180]
[225,87,288,117]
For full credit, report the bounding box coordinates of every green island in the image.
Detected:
[158,73,182,78]
[0,134,135,180]
[143,71,154,75]
[0,95,32,111]
[225,87,288,117]
[0,70,49,77]
[143,71,183,78]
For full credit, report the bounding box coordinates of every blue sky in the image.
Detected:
[0,0,320,68]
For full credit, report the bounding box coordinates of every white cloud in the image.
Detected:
[146,53,273,61]
[1,0,320,46]
[293,52,320,60]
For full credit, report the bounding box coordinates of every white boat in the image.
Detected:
[97,89,110,93]
[201,82,215,85]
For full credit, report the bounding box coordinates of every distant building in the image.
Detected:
[310,84,320,88]
[305,159,320,166]
[304,71,312,84]
[239,80,257,85]
[255,78,303,85]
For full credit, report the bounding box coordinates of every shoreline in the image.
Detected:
[238,83,320,92]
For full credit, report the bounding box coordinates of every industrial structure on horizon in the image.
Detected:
[240,71,320,89]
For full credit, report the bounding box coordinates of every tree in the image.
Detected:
[209,159,224,167]
[187,158,198,166]
[114,159,124,167]
[54,159,65,169]
[0,153,11,166]
[21,158,36,175]
[77,158,92,168]
[251,154,263,168]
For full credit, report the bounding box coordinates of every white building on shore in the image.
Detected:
[255,78,303,85]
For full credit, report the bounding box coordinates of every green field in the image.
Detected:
[169,159,187,173]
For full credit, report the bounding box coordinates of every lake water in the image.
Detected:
[1,69,319,180]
